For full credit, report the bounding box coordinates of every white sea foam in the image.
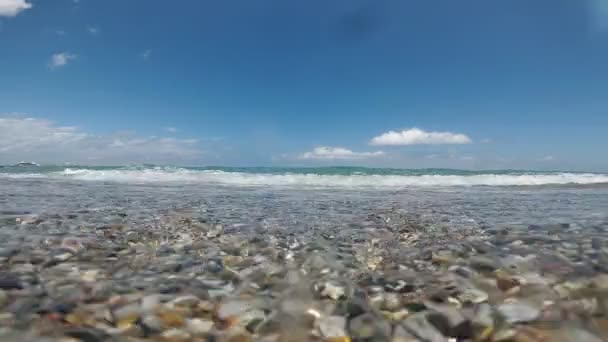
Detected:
[0,173,48,179]
[2,168,606,187]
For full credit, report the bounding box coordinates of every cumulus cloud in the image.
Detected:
[165,127,178,133]
[370,128,472,146]
[0,0,32,17]
[589,0,608,31]
[541,156,555,161]
[298,146,385,160]
[0,116,203,164]
[49,52,77,69]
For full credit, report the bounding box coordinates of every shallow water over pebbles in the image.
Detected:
[1,177,608,341]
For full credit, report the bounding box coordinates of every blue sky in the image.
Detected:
[1,0,607,170]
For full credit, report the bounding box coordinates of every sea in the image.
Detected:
[2,165,608,232]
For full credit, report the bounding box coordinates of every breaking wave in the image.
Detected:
[2,167,608,187]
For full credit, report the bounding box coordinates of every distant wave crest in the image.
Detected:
[2,168,608,187]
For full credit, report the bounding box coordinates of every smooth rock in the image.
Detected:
[186,318,214,335]
[64,327,110,342]
[472,303,493,328]
[217,300,252,321]
[383,293,402,311]
[141,294,162,313]
[392,324,420,342]
[561,328,603,342]
[321,282,346,300]
[498,302,540,324]
[0,290,7,308]
[0,274,22,290]
[349,313,391,340]
[402,313,448,342]
[161,328,191,341]
[457,288,488,304]
[426,305,472,339]
[141,314,164,333]
[112,303,141,326]
[170,295,200,308]
[318,315,347,339]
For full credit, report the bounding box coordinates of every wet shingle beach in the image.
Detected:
[1,167,608,341]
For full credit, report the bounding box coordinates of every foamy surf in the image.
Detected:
[2,168,608,187]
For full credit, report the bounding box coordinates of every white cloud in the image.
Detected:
[141,49,152,60]
[370,128,472,146]
[541,156,555,161]
[87,26,99,34]
[49,52,77,69]
[0,0,32,17]
[56,29,66,36]
[0,116,203,164]
[165,127,177,133]
[298,146,385,160]
[589,0,608,31]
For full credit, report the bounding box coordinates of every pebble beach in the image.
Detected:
[1,167,608,341]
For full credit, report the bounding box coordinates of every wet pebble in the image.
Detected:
[497,302,540,324]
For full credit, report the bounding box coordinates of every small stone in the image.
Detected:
[161,328,191,342]
[512,326,550,342]
[432,251,453,265]
[319,315,347,339]
[171,295,200,308]
[0,274,22,290]
[53,251,74,263]
[496,271,520,292]
[186,318,214,335]
[349,313,391,340]
[80,270,99,283]
[112,303,141,327]
[9,297,39,318]
[497,302,540,324]
[327,338,352,342]
[217,300,252,321]
[321,282,346,300]
[392,324,419,342]
[385,280,415,293]
[561,328,602,342]
[64,327,110,342]
[402,313,448,342]
[469,256,498,272]
[472,303,493,329]
[382,293,402,311]
[141,314,163,333]
[226,327,253,342]
[0,290,7,308]
[141,294,162,313]
[494,328,517,341]
[457,288,488,304]
[0,312,15,326]
[426,305,472,339]
[158,308,186,327]
[383,309,410,321]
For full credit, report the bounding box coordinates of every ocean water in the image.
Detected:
[1,165,608,187]
[1,165,608,234]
